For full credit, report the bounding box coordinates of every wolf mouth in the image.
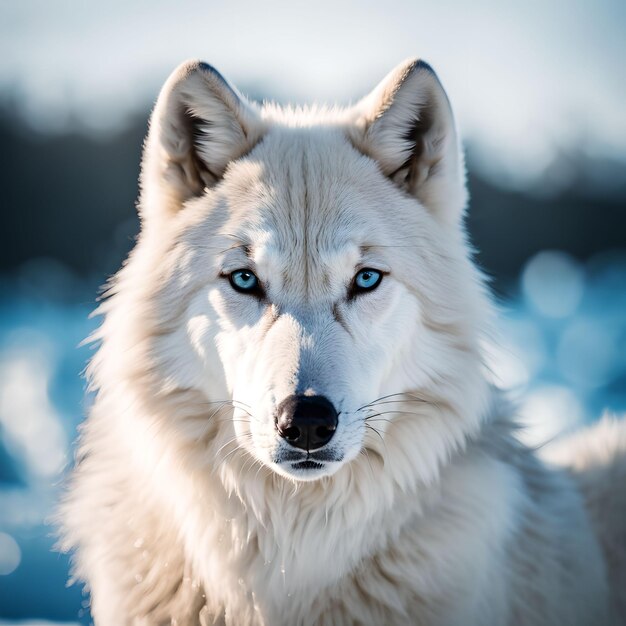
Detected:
[278,448,344,464]
[291,460,325,471]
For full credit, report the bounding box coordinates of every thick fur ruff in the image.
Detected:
[60,59,626,625]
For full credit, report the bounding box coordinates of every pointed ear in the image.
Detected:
[350,59,466,226]
[139,60,264,219]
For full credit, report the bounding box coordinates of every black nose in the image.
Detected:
[276,395,338,451]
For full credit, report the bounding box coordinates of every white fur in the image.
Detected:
[59,59,626,625]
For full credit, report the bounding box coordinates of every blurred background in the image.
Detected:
[0,0,625,623]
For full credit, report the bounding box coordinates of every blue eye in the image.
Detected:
[229,269,260,293]
[353,268,383,292]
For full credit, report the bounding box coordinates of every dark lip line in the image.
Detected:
[291,460,325,470]
[277,451,344,464]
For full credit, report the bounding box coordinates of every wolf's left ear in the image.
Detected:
[140,60,263,220]
[350,59,466,226]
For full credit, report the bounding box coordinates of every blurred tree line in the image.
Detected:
[1,105,625,294]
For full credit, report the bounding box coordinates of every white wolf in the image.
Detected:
[60,58,626,625]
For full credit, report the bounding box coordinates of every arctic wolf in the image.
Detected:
[61,59,626,625]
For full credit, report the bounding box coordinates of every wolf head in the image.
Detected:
[99,59,492,486]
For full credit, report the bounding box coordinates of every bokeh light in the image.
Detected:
[522,251,585,319]
[0,532,21,576]
[0,339,68,480]
[557,318,618,390]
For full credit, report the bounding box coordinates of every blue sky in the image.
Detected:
[1,0,625,183]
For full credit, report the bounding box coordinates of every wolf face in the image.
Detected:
[135,59,490,483]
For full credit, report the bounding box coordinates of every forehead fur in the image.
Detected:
[219,120,431,251]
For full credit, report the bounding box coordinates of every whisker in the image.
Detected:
[217,433,254,466]
[198,399,252,409]
[207,403,234,422]
[197,398,260,423]
[215,433,250,458]
[359,398,428,410]
[230,399,252,409]
[254,461,269,483]
[356,391,430,412]
[359,448,376,478]
[365,423,385,446]
[219,445,245,465]
[239,454,259,481]
[364,410,427,420]
[232,404,257,421]
[363,417,394,425]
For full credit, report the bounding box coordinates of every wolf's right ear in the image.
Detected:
[139,60,263,219]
